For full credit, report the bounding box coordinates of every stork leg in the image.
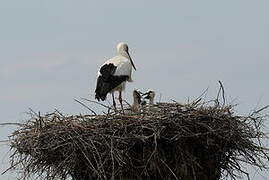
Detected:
[111,92,117,111]
[119,91,124,114]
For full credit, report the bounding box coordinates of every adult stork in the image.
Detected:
[95,42,136,111]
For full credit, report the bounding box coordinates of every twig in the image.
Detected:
[80,98,111,110]
[218,80,226,107]
[0,123,24,126]
[160,159,179,180]
[74,99,97,115]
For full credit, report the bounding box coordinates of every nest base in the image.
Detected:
[8,102,268,180]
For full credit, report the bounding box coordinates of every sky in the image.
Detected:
[0,0,269,179]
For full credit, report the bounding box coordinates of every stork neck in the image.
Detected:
[133,98,139,106]
[132,99,140,112]
[149,98,154,105]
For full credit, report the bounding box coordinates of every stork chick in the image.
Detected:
[143,89,156,105]
[132,90,142,112]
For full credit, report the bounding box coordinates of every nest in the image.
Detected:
[7,100,269,180]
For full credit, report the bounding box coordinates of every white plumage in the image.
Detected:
[95,42,136,111]
[132,89,143,112]
[143,89,156,105]
[98,57,133,81]
[97,56,133,92]
[142,89,160,112]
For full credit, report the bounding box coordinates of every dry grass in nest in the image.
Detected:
[4,98,269,180]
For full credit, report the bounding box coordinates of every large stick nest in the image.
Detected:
[7,100,269,180]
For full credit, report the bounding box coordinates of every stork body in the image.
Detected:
[132,90,143,112]
[143,89,159,112]
[95,43,136,111]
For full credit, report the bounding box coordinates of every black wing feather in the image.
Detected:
[95,63,129,101]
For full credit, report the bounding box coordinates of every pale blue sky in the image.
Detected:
[1,0,269,179]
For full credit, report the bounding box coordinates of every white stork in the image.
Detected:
[132,89,143,112]
[143,89,159,112]
[143,89,156,105]
[95,42,136,111]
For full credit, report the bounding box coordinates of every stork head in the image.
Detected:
[117,42,136,70]
[143,89,156,101]
[117,42,128,53]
